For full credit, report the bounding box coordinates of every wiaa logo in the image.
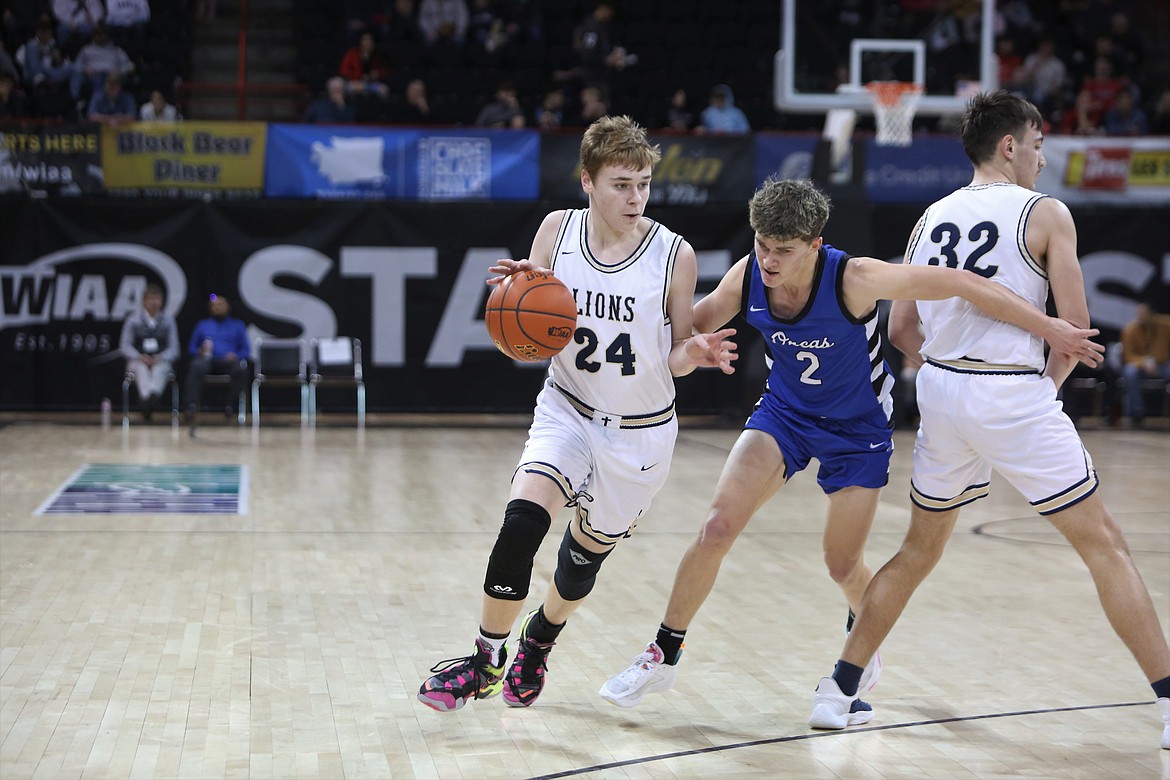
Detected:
[1,243,187,330]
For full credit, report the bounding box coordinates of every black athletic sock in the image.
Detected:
[655,623,687,665]
[1152,675,1170,700]
[524,605,565,644]
[832,659,864,697]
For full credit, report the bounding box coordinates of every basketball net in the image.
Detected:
[866,81,923,147]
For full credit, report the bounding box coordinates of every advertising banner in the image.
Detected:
[0,123,103,196]
[100,121,267,195]
[1036,135,1170,206]
[265,125,539,200]
[540,132,755,205]
[753,133,819,185]
[0,199,751,413]
[863,136,972,203]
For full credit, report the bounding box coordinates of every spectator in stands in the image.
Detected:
[71,23,132,103]
[0,38,18,83]
[418,0,469,46]
[573,84,607,127]
[468,0,513,58]
[102,0,149,60]
[16,18,71,93]
[697,84,750,135]
[339,31,390,99]
[119,283,179,422]
[1081,55,1128,124]
[394,77,437,124]
[1149,88,1170,135]
[665,87,694,132]
[2,0,45,56]
[1103,88,1148,135]
[140,88,180,121]
[1011,36,1067,117]
[995,36,1023,88]
[304,76,356,123]
[52,0,103,53]
[183,293,251,422]
[86,72,135,125]
[534,87,564,130]
[1058,88,1102,135]
[475,80,525,128]
[0,71,28,119]
[1120,295,1170,427]
[564,1,633,104]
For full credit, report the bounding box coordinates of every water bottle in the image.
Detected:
[100,397,111,429]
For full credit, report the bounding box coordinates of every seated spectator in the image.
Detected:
[140,88,181,121]
[664,87,694,132]
[474,80,524,128]
[0,71,28,118]
[697,83,750,134]
[574,84,607,126]
[394,77,438,124]
[102,0,149,60]
[468,0,512,56]
[339,31,390,99]
[534,87,564,130]
[418,0,469,46]
[1102,89,1148,135]
[304,77,357,123]
[70,23,132,103]
[183,293,251,421]
[1057,88,1101,136]
[87,72,136,125]
[1080,55,1127,125]
[1011,36,1067,117]
[119,283,179,421]
[16,17,72,93]
[1120,296,1170,427]
[51,0,103,55]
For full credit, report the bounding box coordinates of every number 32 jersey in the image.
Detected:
[906,182,1049,371]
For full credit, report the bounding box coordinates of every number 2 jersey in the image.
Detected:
[744,243,894,422]
[546,208,682,420]
[905,182,1049,372]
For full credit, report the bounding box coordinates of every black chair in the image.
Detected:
[122,370,180,430]
[251,337,309,429]
[309,337,365,428]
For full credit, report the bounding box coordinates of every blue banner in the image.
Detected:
[863,136,972,203]
[753,134,819,185]
[264,125,540,200]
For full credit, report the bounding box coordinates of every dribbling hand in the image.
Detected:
[487,259,550,285]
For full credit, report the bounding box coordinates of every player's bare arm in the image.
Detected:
[844,255,1102,367]
[487,210,566,284]
[668,241,737,376]
[1028,197,1094,387]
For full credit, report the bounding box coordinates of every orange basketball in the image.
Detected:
[484,270,577,362]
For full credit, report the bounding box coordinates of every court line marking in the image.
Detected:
[526,701,1152,779]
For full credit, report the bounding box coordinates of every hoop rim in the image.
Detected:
[865,80,924,106]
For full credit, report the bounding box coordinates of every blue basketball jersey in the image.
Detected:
[744,244,894,422]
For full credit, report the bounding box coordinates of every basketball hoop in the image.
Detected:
[866,81,923,147]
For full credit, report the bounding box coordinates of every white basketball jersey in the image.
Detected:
[546,208,681,417]
[906,182,1050,371]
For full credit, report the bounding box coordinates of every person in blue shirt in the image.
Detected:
[697,83,750,135]
[87,72,136,125]
[183,293,251,419]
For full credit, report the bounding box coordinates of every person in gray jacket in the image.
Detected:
[119,283,179,420]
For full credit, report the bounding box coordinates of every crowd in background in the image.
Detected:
[1,0,1168,136]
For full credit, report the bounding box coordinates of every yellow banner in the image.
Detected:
[1063,149,1170,187]
[101,121,267,190]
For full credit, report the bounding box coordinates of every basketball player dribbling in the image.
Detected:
[417,115,737,713]
[808,91,1170,750]
[599,176,1103,719]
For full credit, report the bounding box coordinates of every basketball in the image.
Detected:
[484,270,577,362]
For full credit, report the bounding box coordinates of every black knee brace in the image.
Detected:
[552,524,611,601]
[483,499,552,601]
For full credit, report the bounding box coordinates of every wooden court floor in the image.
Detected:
[1,417,1167,779]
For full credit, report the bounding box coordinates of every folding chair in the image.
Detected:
[309,337,365,428]
[251,337,309,429]
[122,370,180,430]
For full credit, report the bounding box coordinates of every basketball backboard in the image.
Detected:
[774,0,996,117]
